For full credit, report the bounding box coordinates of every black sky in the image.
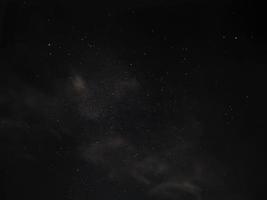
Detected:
[0,0,263,200]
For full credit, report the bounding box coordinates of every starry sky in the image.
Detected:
[0,0,263,200]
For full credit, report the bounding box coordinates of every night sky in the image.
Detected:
[0,0,263,200]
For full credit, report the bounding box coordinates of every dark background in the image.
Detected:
[0,0,263,200]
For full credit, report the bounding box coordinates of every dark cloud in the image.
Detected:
[79,118,229,200]
[148,181,201,200]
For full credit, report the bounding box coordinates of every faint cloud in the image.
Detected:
[148,181,202,200]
